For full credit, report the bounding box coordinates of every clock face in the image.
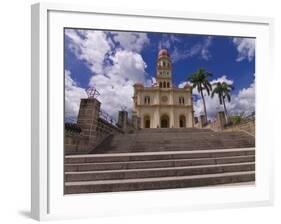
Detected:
[161,96,168,103]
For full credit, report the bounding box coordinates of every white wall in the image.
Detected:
[0,0,280,223]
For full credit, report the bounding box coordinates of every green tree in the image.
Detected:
[188,68,212,124]
[211,81,234,123]
[229,112,244,125]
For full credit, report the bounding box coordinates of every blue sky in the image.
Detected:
[64,28,255,122]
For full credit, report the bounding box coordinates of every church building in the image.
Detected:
[132,49,194,128]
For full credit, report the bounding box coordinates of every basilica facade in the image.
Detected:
[132,49,194,128]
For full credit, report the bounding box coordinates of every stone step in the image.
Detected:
[108,144,254,150]
[110,136,255,144]
[135,128,214,133]
[65,162,255,182]
[131,143,254,149]
[133,134,252,138]
[111,138,253,145]
[92,129,255,154]
[131,143,254,148]
[114,136,246,141]
[112,140,254,146]
[64,155,255,172]
[135,131,247,135]
[64,171,255,194]
[66,148,255,164]
[93,144,255,154]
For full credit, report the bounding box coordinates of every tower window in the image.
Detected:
[163,82,166,88]
[179,96,185,104]
[163,61,166,66]
[167,82,170,88]
[159,82,162,88]
[144,96,151,104]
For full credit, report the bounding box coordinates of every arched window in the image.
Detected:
[144,96,150,104]
[167,82,170,88]
[163,61,166,66]
[159,82,162,88]
[163,82,166,88]
[179,96,185,104]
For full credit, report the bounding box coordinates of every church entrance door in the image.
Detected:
[179,115,186,128]
[145,120,150,128]
[144,115,150,128]
[160,115,169,128]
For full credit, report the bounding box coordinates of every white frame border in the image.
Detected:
[31,2,275,221]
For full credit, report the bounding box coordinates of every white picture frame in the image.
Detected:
[31,2,275,221]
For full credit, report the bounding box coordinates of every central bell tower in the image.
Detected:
[156,48,172,88]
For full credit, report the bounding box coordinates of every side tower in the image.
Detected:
[156,48,172,88]
[77,98,101,145]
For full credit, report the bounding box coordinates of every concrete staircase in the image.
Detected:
[91,128,255,154]
[64,128,255,194]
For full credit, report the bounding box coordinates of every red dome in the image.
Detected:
[134,82,143,87]
[184,83,191,89]
[158,48,170,57]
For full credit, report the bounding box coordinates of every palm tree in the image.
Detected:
[188,68,212,125]
[211,81,234,123]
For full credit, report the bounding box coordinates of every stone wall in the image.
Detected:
[215,111,226,131]
[65,98,123,155]
[211,111,255,136]
[117,110,140,133]
[194,115,207,128]
[64,131,90,155]
[96,117,123,143]
[223,119,255,136]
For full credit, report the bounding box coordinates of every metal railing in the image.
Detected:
[99,109,117,127]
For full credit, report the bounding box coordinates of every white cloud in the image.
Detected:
[65,29,112,74]
[152,77,157,85]
[171,47,195,62]
[65,70,88,122]
[210,75,234,85]
[201,36,213,60]
[228,82,255,116]
[108,50,148,83]
[193,94,221,121]
[158,34,181,50]
[112,32,149,52]
[89,50,149,119]
[233,37,255,62]
[65,29,151,121]
[178,81,187,88]
[178,81,192,88]
[170,36,213,62]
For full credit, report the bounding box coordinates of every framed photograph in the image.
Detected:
[31,2,274,221]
